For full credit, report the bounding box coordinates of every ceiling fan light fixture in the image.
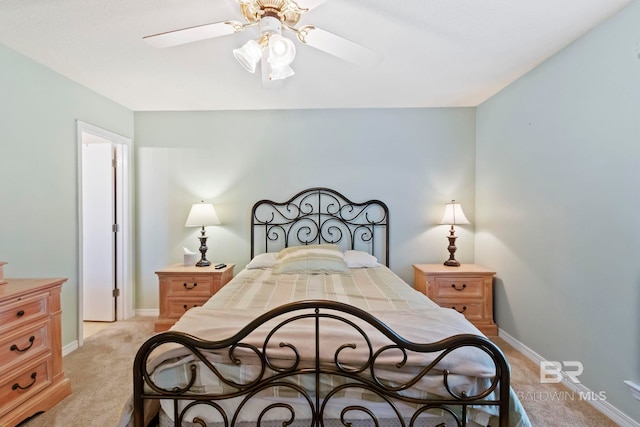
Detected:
[144,0,381,86]
[268,34,296,67]
[233,39,263,73]
[269,64,295,80]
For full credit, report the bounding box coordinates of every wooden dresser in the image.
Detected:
[0,278,72,426]
[155,264,235,332]
[413,264,497,336]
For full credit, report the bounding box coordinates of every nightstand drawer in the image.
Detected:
[0,292,49,334]
[155,264,235,332]
[166,298,210,318]
[413,264,497,336]
[437,300,484,321]
[433,277,484,298]
[165,276,214,297]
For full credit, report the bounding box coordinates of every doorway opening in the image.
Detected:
[77,121,133,347]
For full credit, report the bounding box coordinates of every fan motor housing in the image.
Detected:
[240,0,301,27]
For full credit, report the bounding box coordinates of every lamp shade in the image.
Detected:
[268,34,296,67]
[185,202,221,227]
[440,200,470,225]
[233,39,263,73]
[269,63,295,80]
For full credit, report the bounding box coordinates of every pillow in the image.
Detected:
[246,252,278,269]
[343,250,379,268]
[272,244,350,275]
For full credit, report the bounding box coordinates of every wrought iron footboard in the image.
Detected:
[132,300,510,427]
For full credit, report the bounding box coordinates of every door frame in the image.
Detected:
[76,120,134,346]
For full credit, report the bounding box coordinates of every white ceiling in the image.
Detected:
[0,0,631,111]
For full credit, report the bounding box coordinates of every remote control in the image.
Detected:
[214,263,226,269]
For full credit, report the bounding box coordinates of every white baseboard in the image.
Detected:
[135,308,159,316]
[64,311,157,357]
[498,328,640,427]
[62,340,78,357]
[626,381,640,401]
[65,311,156,355]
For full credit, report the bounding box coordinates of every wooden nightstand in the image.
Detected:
[413,264,497,336]
[155,264,234,332]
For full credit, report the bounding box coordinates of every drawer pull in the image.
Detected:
[16,310,25,317]
[183,282,198,290]
[10,336,36,353]
[12,372,37,391]
[452,306,467,313]
[183,304,198,311]
[451,284,467,291]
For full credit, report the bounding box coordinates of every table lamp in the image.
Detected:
[440,200,470,267]
[185,201,220,267]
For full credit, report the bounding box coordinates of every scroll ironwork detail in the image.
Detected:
[132,300,511,427]
[251,187,390,266]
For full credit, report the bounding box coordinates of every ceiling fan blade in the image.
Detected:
[296,26,382,68]
[143,21,244,48]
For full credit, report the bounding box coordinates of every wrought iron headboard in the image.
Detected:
[251,187,390,266]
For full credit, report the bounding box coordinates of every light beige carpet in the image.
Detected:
[20,317,156,427]
[20,317,618,427]
[491,337,619,427]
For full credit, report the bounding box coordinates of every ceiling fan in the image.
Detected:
[143,0,382,86]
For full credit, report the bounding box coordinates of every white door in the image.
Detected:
[81,141,116,321]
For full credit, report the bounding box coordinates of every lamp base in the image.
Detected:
[444,229,461,267]
[196,232,211,267]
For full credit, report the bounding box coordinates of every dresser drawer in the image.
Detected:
[437,300,484,321]
[0,319,50,374]
[166,297,210,318]
[0,355,52,418]
[433,277,484,298]
[164,276,215,297]
[0,292,49,334]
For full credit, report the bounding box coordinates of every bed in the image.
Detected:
[126,187,531,427]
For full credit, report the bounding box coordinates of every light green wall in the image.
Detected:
[134,108,477,310]
[476,1,640,422]
[0,44,134,346]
